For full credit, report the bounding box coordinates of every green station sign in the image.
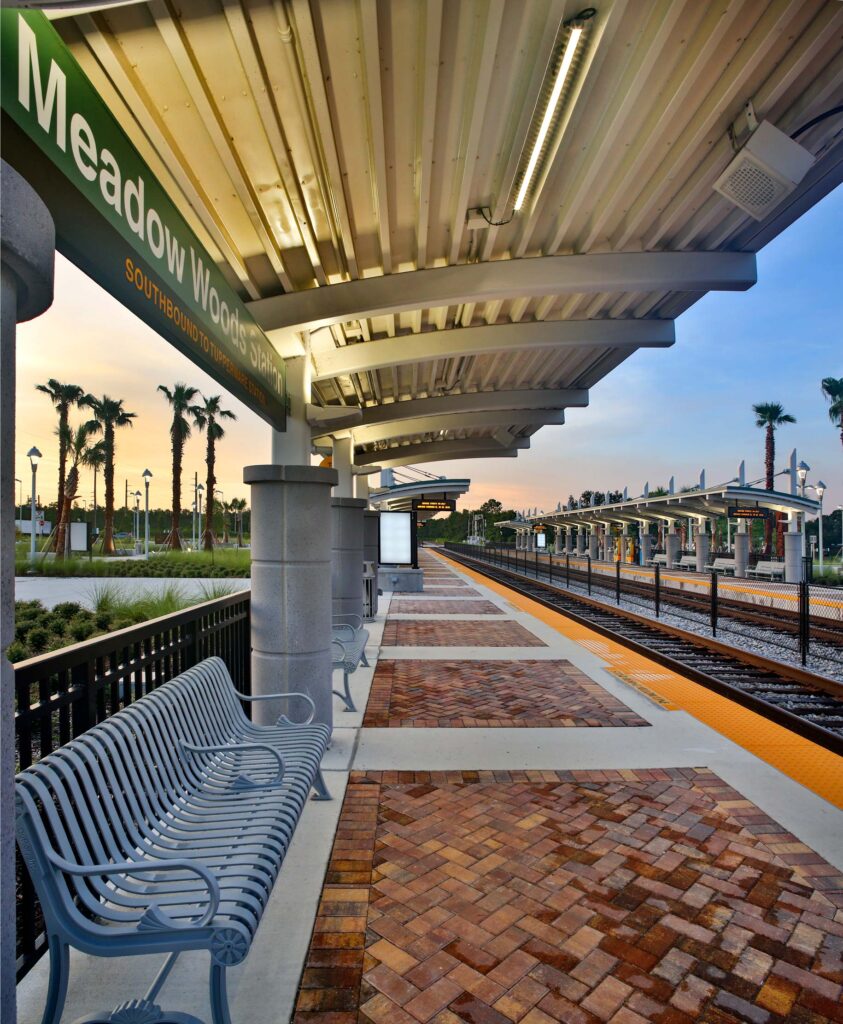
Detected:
[1,10,286,429]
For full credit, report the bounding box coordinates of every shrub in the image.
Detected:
[45,614,69,636]
[27,627,50,653]
[6,640,29,663]
[69,618,95,642]
[53,601,83,620]
[94,610,112,630]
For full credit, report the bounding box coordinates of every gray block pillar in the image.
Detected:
[1,162,55,1023]
[332,497,366,619]
[603,529,613,562]
[784,527,803,583]
[245,464,337,729]
[640,533,653,565]
[666,530,680,568]
[576,530,586,555]
[734,526,749,578]
[554,530,564,554]
[588,533,599,560]
[565,529,573,555]
[695,529,710,572]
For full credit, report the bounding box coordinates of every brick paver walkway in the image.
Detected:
[295,770,843,1024]
[382,620,546,648]
[417,588,483,597]
[389,600,505,616]
[363,661,649,729]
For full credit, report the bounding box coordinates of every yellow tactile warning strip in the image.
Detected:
[435,550,843,810]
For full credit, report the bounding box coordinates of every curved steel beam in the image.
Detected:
[350,409,565,447]
[355,437,530,468]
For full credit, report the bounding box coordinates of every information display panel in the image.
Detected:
[379,511,416,565]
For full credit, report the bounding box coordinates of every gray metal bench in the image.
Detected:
[747,560,786,579]
[15,656,330,1024]
[707,558,736,574]
[676,555,698,571]
[647,554,667,567]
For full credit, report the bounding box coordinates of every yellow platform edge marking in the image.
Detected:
[435,551,843,811]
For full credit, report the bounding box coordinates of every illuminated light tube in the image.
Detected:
[513,24,584,212]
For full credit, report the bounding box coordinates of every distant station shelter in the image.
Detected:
[502,479,820,582]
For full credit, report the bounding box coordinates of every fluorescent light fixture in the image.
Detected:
[513,24,584,211]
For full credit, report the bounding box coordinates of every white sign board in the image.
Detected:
[536,533,546,549]
[380,512,413,565]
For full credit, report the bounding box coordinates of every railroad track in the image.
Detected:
[438,547,843,757]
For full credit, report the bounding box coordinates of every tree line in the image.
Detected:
[33,379,246,557]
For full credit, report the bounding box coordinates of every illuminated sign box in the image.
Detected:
[412,499,456,512]
[379,511,416,565]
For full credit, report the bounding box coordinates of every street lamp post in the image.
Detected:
[197,484,204,548]
[813,481,826,573]
[142,466,152,557]
[15,478,22,533]
[27,447,41,562]
[796,461,810,558]
[133,490,141,552]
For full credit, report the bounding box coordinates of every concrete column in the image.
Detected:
[355,474,370,502]
[272,353,311,464]
[554,529,564,554]
[565,528,573,555]
[640,531,653,565]
[588,531,599,561]
[526,531,534,553]
[734,523,749,578]
[332,496,366,620]
[666,524,680,568]
[784,517,803,583]
[246,465,337,729]
[1,163,55,1021]
[332,435,353,497]
[695,522,710,572]
[576,529,586,555]
[603,528,613,562]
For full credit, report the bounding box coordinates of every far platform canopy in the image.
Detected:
[502,483,821,532]
[29,2,843,468]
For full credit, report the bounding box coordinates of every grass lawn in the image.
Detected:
[16,547,251,578]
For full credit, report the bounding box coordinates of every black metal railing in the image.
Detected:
[15,590,251,980]
[446,544,843,673]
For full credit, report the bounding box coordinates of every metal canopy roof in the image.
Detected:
[52,0,843,468]
[502,484,821,531]
[368,477,470,521]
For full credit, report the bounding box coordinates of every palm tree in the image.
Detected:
[753,402,796,556]
[821,377,843,449]
[54,423,98,558]
[83,440,107,540]
[87,396,137,554]
[194,395,236,550]
[34,380,90,547]
[230,497,247,546]
[158,383,202,549]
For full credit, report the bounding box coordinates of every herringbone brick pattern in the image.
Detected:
[294,771,843,1024]
[382,620,546,648]
[389,600,505,615]
[363,661,649,728]
[419,588,482,597]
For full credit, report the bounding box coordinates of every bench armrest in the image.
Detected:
[179,740,286,789]
[43,848,220,928]
[239,690,315,726]
[332,623,357,640]
[334,613,363,630]
[332,638,348,660]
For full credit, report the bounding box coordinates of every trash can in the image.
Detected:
[363,560,378,620]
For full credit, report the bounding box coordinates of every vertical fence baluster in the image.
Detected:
[615,560,621,605]
[710,571,718,637]
[587,556,592,595]
[655,563,661,618]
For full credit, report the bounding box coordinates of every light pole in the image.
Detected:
[27,447,41,562]
[191,500,197,549]
[806,480,826,572]
[796,461,810,558]
[143,469,152,559]
[133,490,141,552]
[197,483,204,548]
[15,477,22,534]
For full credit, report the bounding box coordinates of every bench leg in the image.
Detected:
[361,649,370,668]
[312,769,332,801]
[41,934,69,1024]
[209,963,232,1024]
[332,670,357,713]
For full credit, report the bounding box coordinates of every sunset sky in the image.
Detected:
[15,185,842,518]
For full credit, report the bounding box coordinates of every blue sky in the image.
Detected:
[16,187,842,516]
[453,184,843,513]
